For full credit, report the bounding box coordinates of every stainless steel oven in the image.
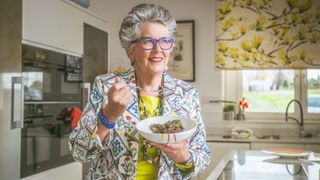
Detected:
[21,44,84,178]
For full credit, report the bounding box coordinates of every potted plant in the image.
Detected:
[223,104,235,120]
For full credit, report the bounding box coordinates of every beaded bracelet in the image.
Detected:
[98,110,116,129]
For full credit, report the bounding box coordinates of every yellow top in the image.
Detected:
[136,95,194,179]
[136,95,160,180]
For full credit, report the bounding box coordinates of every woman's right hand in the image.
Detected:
[102,77,132,121]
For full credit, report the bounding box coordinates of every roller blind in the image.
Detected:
[215,0,320,70]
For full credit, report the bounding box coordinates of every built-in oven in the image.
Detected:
[21,44,85,178]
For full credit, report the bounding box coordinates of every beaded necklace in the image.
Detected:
[137,88,163,164]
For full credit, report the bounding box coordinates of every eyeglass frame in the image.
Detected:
[130,37,175,50]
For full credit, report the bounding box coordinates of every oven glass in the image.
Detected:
[21,44,83,178]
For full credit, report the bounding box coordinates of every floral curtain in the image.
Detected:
[215,0,320,69]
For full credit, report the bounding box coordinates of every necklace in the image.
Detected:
[136,86,163,93]
[137,88,163,118]
[137,88,163,164]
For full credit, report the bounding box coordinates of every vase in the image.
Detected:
[223,112,235,120]
[236,110,245,120]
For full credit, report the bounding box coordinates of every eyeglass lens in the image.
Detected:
[140,38,173,50]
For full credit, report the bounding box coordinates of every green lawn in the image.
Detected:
[308,89,320,95]
[244,91,294,112]
[244,88,320,112]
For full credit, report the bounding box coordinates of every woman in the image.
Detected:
[69,3,211,180]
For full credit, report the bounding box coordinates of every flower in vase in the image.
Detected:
[239,97,248,111]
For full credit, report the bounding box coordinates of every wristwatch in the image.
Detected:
[98,110,116,129]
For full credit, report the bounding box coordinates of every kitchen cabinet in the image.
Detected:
[83,23,108,85]
[23,0,109,55]
[196,142,250,180]
[305,144,320,153]
[19,0,109,179]
[251,142,304,150]
[0,0,23,179]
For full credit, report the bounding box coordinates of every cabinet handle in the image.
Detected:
[11,76,24,129]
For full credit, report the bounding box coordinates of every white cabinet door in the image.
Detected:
[305,144,320,153]
[23,0,82,54]
[198,142,250,180]
[23,0,108,55]
[251,143,304,150]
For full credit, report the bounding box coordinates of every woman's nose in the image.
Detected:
[152,42,162,52]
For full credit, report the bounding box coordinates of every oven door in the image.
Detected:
[23,62,82,102]
[57,70,81,102]
[20,103,79,178]
[23,63,58,101]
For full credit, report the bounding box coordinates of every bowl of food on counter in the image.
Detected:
[136,115,198,144]
[231,128,252,139]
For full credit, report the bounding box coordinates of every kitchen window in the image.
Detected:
[224,69,320,120]
[305,69,320,114]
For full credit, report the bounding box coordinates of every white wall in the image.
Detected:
[88,0,223,114]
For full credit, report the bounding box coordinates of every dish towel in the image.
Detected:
[70,107,82,129]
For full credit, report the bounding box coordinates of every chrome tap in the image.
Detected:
[285,99,305,138]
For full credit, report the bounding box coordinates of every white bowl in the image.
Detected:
[136,115,198,144]
[231,129,252,139]
[232,132,251,139]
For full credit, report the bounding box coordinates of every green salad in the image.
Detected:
[149,119,184,133]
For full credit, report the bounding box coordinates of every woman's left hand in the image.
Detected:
[151,140,191,164]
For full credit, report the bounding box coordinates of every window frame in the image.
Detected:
[224,69,320,121]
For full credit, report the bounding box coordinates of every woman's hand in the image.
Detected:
[151,140,191,164]
[103,77,132,121]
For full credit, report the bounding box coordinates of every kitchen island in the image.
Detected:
[207,150,320,180]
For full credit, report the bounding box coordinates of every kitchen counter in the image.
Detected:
[207,150,320,180]
[206,134,320,144]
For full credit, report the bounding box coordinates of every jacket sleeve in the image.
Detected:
[68,76,114,162]
[176,88,211,179]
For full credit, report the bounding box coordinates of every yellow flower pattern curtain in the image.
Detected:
[215,0,320,69]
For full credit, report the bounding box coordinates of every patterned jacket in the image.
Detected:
[68,69,211,180]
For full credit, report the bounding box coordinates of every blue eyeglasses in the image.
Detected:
[131,37,174,50]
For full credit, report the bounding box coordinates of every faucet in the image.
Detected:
[285,99,305,138]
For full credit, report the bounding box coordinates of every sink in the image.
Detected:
[255,135,280,140]
[221,134,281,140]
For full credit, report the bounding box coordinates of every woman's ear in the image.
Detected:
[128,47,134,58]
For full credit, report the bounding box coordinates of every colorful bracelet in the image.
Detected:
[98,110,116,129]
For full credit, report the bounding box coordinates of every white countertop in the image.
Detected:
[207,150,320,180]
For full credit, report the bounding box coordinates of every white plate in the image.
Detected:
[136,115,197,144]
[262,148,311,158]
[263,158,313,165]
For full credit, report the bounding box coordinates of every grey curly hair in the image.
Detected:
[119,4,176,55]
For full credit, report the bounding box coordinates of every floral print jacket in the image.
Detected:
[68,69,211,180]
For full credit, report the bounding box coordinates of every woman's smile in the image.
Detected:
[148,56,163,63]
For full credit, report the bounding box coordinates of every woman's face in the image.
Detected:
[130,22,172,77]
